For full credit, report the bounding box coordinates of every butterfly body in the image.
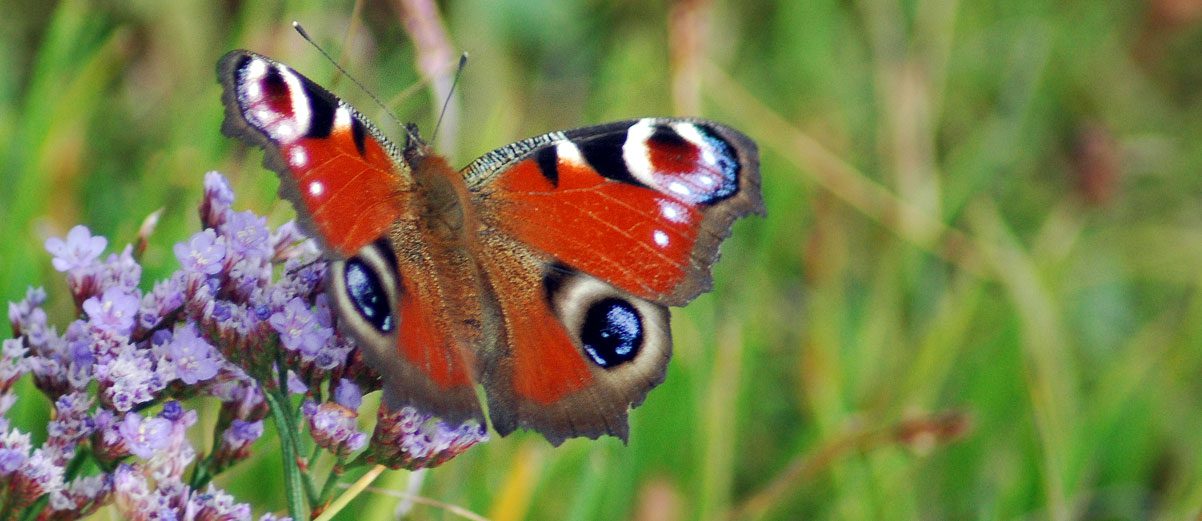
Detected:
[219,50,762,445]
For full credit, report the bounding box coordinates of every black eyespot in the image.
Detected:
[581,298,643,368]
[344,258,393,332]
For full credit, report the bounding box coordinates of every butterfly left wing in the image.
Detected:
[218,50,408,258]
[464,118,762,443]
[218,51,487,427]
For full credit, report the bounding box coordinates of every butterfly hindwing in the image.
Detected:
[474,238,672,444]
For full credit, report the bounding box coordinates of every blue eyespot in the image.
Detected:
[345,258,393,332]
[581,298,643,368]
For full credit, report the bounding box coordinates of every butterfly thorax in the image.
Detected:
[402,151,477,248]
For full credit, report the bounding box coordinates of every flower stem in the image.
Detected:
[264,388,306,520]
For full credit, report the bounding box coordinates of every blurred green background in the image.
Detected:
[4,0,1202,519]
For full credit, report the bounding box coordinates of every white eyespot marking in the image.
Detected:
[658,199,688,223]
[623,119,657,187]
[244,58,269,83]
[289,148,308,168]
[668,181,692,196]
[557,140,586,166]
[699,175,715,186]
[245,80,263,102]
[334,107,353,132]
[652,230,670,248]
[275,122,299,142]
[673,122,722,169]
[266,64,311,144]
[308,181,324,197]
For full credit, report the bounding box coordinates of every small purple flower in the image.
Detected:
[82,287,140,336]
[163,323,221,385]
[269,298,333,359]
[369,405,488,470]
[221,210,272,258]
[200,171,236,229]
[175,228,227,276]
[212,419,264,471]
[148,403,197,483]
[304,401,364,457]
[111,463,157,518]
[225,419,264,448]
[119,413,172,459]
[8,286,47,337]
[45,392,95,461]
[270,220,306,260]
[286,370,308,395]
[332,378,362,410]
[0,449,25,474]
[187,484,252,521]
[97,245,142,292]
[91,409,129,463]
[11,448,66,507]
[45,225,107,272]
[95,349,162,412]
[140,278,185,330]
[0,338,29,392]
[0,429,32,475]
[47,474,112,519]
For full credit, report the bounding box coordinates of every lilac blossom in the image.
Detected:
[200,170,235,229]
[369,405,489,470]
[162,323,221,385]
[46,474,112,520]
[222,210,272,259]
[118,412,172,459]
[175,228,227,276]
[82,287,140,335]
[45,225,107,273]
[303,401,366,457]
[97,244,142,292]
[269,298,334,360]
[213,419,263,471]
[10,448,66,507]
[0,339,28,392]
[95,348,163,412]
[333,378,362,410]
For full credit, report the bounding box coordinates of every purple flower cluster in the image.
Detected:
[2,171,487,519]
[368,405,489,470]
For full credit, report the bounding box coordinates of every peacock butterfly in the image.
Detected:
[217,50,763,445]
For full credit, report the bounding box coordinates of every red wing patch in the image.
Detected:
[219,51,407,258]
[472,119,761,306]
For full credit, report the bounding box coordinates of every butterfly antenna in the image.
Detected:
[292,21,423,145]
[432,52,469,146]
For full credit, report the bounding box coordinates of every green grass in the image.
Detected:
[4,0,1202,519]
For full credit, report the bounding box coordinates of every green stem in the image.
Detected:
[264,389,306,521]
[273,361,319,505]
[316,457,345,507]
[16,496,48,521]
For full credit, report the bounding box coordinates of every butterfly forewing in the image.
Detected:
[218,51,408,258]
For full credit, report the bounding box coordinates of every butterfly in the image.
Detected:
[217,50,763,445]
